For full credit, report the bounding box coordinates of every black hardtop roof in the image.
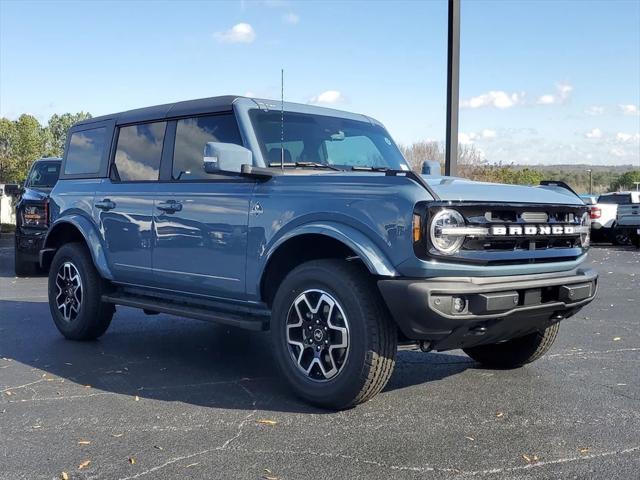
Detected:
[74,95,243,127]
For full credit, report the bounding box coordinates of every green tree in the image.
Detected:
[0,118,18,182]
[610,170,640,191]
[45,112,92,156]
[12,114,47,182]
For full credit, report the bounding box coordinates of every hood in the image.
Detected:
[22,187,51,202]
[424,176,584,205]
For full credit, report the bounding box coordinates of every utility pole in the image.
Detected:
[586,168,592,194]
[445,0,460,177]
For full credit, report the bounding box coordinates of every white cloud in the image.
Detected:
[461,91,523,109]
[308,90,346,105]
[584,128,603,139]
[283,12,299,24]
[616,132,640,142]
[585,105,605,116]
[609,147,626,157]
[619,104,639,115]
[213,23,256,44]
[536,82,573,105]
[481,129,497,139]
[458,132,477,144]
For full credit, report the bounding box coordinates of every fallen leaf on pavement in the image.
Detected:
[60,472,69,480]
[465,436,475,441]
[111,433,124,438]
[579,447,589,454]
[521,454,539,463]
[613,337,621,341]
[186,463,199,468]
[256,419,278,426]
[496,412,504,418]
[78,459,91,469]
[128,457,136,465]
[78,440,91,445]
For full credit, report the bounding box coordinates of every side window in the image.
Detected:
[65,127,106,176]
[114,122,166,182]
[172,114,242,180]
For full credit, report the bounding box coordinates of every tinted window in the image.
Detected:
[26,162,61,188]
[114,122,166,181]
[598,194,631,205]
[65,128,106,175]
[172,115,242,180]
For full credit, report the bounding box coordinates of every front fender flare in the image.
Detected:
[264,222,399,277]
[43,214,113,280]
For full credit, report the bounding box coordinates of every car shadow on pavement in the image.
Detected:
[0,299,474,414]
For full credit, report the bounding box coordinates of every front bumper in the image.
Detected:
[16,227,47,262]
[378,268,598,351]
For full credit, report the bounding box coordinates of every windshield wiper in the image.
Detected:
[268,162,341,171]
[350,166,389,172]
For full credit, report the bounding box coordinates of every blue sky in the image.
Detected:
[1,0,639,166]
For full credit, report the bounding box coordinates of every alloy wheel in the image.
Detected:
[285,289,350,381]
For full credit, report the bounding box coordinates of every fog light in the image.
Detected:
[452,296,466,313]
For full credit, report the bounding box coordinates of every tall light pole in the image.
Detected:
[585,168,592,194]
[445,0,460,177]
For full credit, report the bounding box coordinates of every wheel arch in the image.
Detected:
[42,215,113,280]
[259,223,398,306]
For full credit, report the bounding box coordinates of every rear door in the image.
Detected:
[152,114,253,300]
[96,121,167,284]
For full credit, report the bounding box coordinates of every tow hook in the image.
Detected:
[419,341,432,352]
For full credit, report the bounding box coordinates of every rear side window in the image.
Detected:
[114,122,166,182]
[172,114,242,180]
[65,128,106,175]
[598,194,631,205]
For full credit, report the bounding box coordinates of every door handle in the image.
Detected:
[157,200,182,213]
[95,199,116,211]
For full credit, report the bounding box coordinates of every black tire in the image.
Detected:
[271,259,397,409]
[14,244,39,277]
[48,242,114,340]
[632,233,640,249]
[463,323,559,369]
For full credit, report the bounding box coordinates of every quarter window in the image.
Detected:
[64,127,106,176]
[114,122,166,182]
[172,115,243,180]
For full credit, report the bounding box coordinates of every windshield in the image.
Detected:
[249,110,409,170]
[598,194,631,205]
[25,161,61,188]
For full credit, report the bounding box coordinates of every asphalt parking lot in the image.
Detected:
[0,235,638,480]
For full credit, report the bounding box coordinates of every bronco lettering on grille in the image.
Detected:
[490,225,576,236]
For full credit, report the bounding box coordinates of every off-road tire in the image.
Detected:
[271,259,397,409]
[48,242,114,340]
[14,244,39,277]
[463,323,560,369]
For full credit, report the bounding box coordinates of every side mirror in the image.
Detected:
[3,184,23,197]
[421,160,441,176]
[203,142,252,174]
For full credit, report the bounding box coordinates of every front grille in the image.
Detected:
[417,202,588,265]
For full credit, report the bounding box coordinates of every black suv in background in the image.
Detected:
[14,157,61,276]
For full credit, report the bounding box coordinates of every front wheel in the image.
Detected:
[463,323,560,369]
[48,242,114,340]
[271,259,397,409]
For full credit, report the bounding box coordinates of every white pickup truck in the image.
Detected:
[590,191,640,244]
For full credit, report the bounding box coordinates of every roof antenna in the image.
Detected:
[280,68,285,172]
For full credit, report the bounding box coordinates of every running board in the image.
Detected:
[101,293,269,331]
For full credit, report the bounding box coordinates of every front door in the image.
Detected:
[152,114,253,300]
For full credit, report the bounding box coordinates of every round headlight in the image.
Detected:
[580,212,590,248]
[430,209,465,255]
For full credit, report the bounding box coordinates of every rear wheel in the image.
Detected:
[463,323,559,369]
[48,242,114,340]
[271,259,397,409]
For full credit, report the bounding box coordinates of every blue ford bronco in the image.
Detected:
[42,96,597,409]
